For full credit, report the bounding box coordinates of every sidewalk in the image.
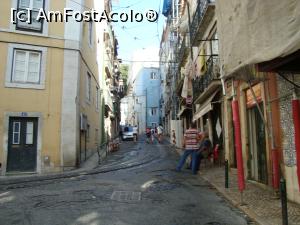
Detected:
[0,151,101,186]
[200,166,300,225]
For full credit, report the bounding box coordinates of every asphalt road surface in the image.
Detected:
[0,137,254,225]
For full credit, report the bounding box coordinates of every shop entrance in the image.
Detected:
[247,104,268,184]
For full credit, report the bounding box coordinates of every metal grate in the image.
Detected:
[110,191,141,202]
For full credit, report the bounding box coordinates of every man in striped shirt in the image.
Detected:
[176,123,203,174]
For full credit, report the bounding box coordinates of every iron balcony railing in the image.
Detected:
[192,56,220,100]
[190,0,215,46]
[175,35,190,67]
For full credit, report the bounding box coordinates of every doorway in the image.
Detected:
[247,104,268,184]
[7,117,38,172]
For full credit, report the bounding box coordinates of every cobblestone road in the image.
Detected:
[0,138,254,225]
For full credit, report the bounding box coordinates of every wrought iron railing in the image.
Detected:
[175,35,190,66]
[192,56,220,100]
[190,0,214,45]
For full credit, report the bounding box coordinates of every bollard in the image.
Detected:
[225,159,229,188]
[280,178,288,225]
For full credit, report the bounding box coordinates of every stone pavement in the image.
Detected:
[200,166,300,225]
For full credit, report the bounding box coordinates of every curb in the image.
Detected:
[201,175,273,225]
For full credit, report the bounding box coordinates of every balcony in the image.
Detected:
[190,0,215,46]
[105,64,113,79]
[192,56,221,103]
[175,35,190,67]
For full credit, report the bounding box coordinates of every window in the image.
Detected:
[211,32,219,55]
[96,86,99,110]
[12,49,41,84]
[12,122,21,144]
[86,73,92,102]
[88,21,93,46]
[150,72,158,79]
[16,0,44,32]
[151,107,157,116]
[26,122,34,144]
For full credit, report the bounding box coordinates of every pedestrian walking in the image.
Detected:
[146,127,152,144]
[157,124,163,143]
[176,123,202,174]
[151,128,155,143]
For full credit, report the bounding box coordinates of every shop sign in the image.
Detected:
[246,83,262,108]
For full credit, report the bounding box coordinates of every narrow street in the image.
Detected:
[0,138,253,225]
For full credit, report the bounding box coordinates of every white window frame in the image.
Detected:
[86,72,92,102]
[12,122,21,144]
[150,72,158,80]
[6,43,47,89]
[151,107,157,116]
[26,121,34,145]
[12,49,41,84]
[10,0,49,36]
[16,0,45,33]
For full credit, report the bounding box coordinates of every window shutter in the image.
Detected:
[17,0,44,32]
[19,0,30,8]
[27,52,40,83]
[13,50,26,82]
[33,0,43,9]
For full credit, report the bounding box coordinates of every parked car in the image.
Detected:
[122,126,134,141]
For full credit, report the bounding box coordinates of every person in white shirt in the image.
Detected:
[157,124,163,143]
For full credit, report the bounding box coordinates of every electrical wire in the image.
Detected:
[112,0,145,10]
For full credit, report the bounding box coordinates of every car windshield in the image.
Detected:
[124,127,133,132]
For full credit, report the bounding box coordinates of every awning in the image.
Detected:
[177,107,192,118]
[177,107,187,118]
[216,0,300,80]
[193,90,219,122]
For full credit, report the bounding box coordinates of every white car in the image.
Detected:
[122,126,134,140]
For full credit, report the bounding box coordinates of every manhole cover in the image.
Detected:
[111,191,141,202]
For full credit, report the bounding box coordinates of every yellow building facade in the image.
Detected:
[0,0,100,174]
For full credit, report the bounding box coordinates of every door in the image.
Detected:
[247,105,268,184]
[7,117,38,172]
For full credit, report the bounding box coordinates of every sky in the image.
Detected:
[111,0,165,63]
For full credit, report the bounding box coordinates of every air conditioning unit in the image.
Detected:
[80,114,88,131]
